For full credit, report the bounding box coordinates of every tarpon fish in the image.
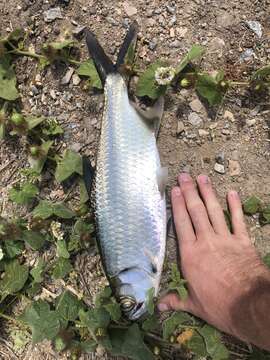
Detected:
[84,22,167,320]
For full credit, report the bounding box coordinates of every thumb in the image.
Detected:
[157,292,191,312]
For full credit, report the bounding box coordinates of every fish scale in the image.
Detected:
[94,74,166,283]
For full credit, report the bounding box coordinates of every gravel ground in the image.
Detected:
[0,0,270,359]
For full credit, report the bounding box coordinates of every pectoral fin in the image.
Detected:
[157,166,168,195]
[82,156,95,198]
[132,96,164,137]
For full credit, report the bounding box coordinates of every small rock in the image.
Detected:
[240,49,255,62]
[215,152,225,164]
[189,99,204,113]
[106,17,118,26]
[246,20,263,38]
[177,27,188,38]
[149,39,157,51]
[246,118,256,127]
[72,73,81,86]
[72,25,86,37]
[44,7,63,22]
[229,159,241,176]
[223,110,235,122]
[169,15,177,27]
[208,37,225,52]
[214,163,225,174]
[166,5,176,14]
[169,39,181,48]
[123,2,137,17]
[188,112,203,126]
[221,128,230,135]
[216,12,235,28]
[61,67,75,85]
[198,129,209,136]
[176,121,185,135]
[70,143,82,152]
[50,89,57,99]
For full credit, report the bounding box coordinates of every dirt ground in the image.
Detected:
[0,0,270,359]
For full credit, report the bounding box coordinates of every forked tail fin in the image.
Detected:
[85,21,138,85]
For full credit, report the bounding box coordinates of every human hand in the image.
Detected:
[158,173,268,341]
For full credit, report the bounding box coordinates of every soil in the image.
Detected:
[0,0,270,359]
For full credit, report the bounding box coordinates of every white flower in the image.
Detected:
[50,221,64,240]
[155,66,176,85]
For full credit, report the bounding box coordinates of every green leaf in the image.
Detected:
[28,140,53,174]
[248,348,270,359]
[145,287,155,315]
[76,60,102,89]
[23,230,46,250]
[52,258,72,279]
[243,196,262,215]
[0,55,19,101]
[95,286,112,307]
[259,205,270,226]
[56,290,81,321]
[10,329,30,352]
[163,312,192,340]
[109,325,154,360]
[42,40,76,64]
[196,73,224,105]
[103,302,121,322]
[33,200,75,219]
[176,45,205,74]
[4,240,24,258]
[56,239,69,258]
[55,149,83,183]
[42,118,63,136]
[136,61,168,99]
[0,259,28,300]
[168,263,188,300]
[79,307,110,333]
[79,177,89,204]
[68,218,94,252]
[198,325,229,360]
[142,314,159,332]
[25,115,46,130]
[186,330,208,358]
[9,183,38,205]
[79,339,97,353]
[252,65,270,81]
[30,258,45,283]
[263,253,270,269]
[20,300,60,344]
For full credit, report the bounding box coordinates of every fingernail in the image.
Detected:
[179,172,191,183]
[157,303,169,312]
[173,187,181,196]
[198,174,209,184]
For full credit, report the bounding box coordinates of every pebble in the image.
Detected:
[189,98,204,113]
[44,7,63,23]
[214,163,225,174]
[176,121,185,135]
[72,73,81,86]
[50,89,57,99]
[169,39,181,48]
[246,20,263,38]
[61,67,75,85]
[149,39,157,51]
[106,17,118,26]
[169,15,177,27]
[72,25,86,37]
[215,152,225,164]
[188,112,203,126]
[246,118,256,127]
[177,27,188,38]
[216,12,235,28]
[123,2,137,17]
[198,129,209,137]
[223,110,235,122]
[221,128,230,135]
[70,143,82,152]
[208,37,225,52]
[240,49,255,62]
[166,5,176,14]
[229,159,241,176]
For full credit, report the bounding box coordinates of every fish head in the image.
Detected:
[114,267,158,320]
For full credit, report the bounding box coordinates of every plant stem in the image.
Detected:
[229,81,250,86]
[68,59,81,66]
[8,49,45,60]
[0,312,18,323]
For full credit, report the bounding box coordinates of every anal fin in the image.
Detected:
[157,166,168,195]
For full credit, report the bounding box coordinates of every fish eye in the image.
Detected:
[119,296,136,313]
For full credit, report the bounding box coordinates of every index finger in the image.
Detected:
[171,186,196,250]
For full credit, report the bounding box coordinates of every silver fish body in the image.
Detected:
[93,73,166,320]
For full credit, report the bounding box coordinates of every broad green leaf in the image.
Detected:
[198,325,229,360]
[0,259,28,300]
[196,73,224,105]
[52,258,72,279]
[10,329,30,352]
[20,300,60,344]
[42,118,63,136]
[79,339,97,353]
[4,240,24,258]
[44,39,74,51]
[145,287,155,315]
[142,314,159,332]
[79,177,89,204]
[186,330,208,358]
[263,253,270,269]
[68,218,94,252]
[136,61,168,99]
[56,290,81,321]
[168,263,188,300]
[163,312,192,340]
[28,140,53,174]
[248,348,270,359]
[56,239,69,258]
[252,65,270,81]
[25,115,46,130]
[0,55,19,101]
[23,230,46,250]
[79,307,110,333]
[104,302,121,322]
[54,335,66,351]
[76,60,102,89]
[30,258,45,283]
[55,149,83,183]
[176,45,205,74]
[243,196,262,215]
[42,40,76,63]
[9,183,38,205]
[95,286,112,307]
[7,28,24,43]
[121,324,154,360]
[33,200,75,219]
[259,205,270,226]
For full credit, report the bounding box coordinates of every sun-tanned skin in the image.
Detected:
[158,173,270,351]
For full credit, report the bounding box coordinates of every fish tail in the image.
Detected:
[85,21,138,85]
